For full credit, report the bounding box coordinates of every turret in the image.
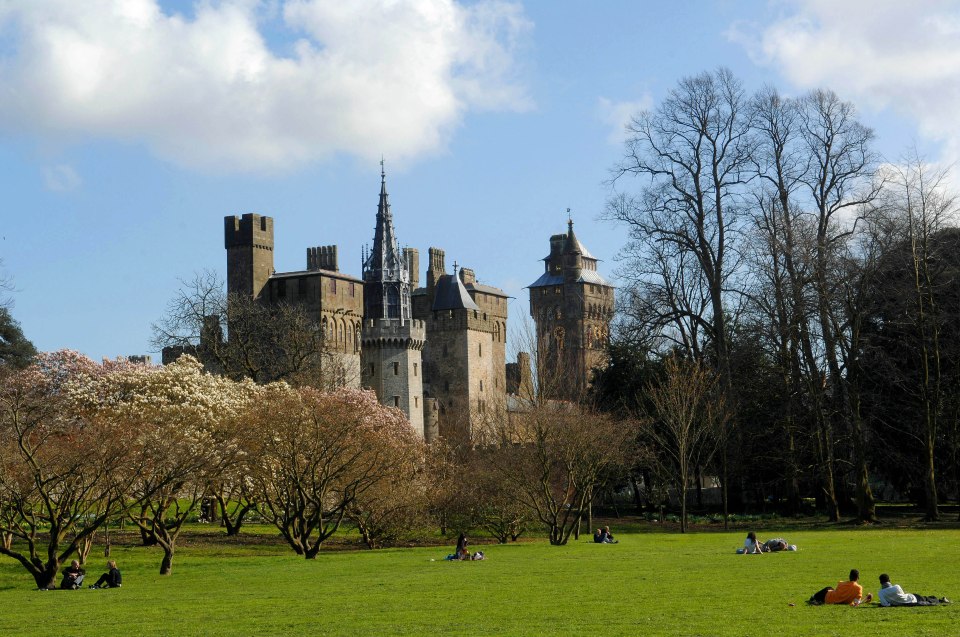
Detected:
[224,213,274,299]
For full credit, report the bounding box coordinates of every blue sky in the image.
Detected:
[1,0,956,360]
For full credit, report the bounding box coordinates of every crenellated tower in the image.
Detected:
[360,164,426,434]
[224,213,274,299]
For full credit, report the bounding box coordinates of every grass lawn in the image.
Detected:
[1,525,958,636]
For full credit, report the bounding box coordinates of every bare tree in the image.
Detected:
[643,355,728,533]
[608,67,754,393]
[152,270,348,388]
[488,403,635,545]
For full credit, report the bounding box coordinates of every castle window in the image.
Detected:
[350,282,356,297]
[478,399,484,414]
[370,363,375,376]
[329,278,337,294]
[480,380,483,392]
[393,396,400,407]
[414,397,419,407]
[393,362,399,375]
[554,286,560,294]
[478,343,482,357]
[413,363,418,377]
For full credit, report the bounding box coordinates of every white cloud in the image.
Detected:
[0,0,532,173]
[728,0,960,164]
[597,95,652,144]
[43,164,82,192]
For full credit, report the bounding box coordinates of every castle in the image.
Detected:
[223,168,613,442]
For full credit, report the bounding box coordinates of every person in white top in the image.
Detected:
[743,532,762,554]
[878,573,950,607]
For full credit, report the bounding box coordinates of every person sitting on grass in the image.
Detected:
[59,560,85,590]
[877,573,949,606]
[89,560,122,589]
[455,532,469,560]
[602,526,618,544]
[809,569,872,606]
[742,532,763,554]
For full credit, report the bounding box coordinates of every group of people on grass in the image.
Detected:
[593,526,618,544]
[740,531,797,554]
[445,533,484,561]
[809,569,949,607]
[45,559,122,591]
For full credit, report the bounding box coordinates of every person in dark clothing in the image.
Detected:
[59,560,85,590]
[455,533,468,560]
[593,528,604,543]
[90,560,122,589]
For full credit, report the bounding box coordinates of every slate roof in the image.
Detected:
[527,269,612,288]
[432,273,480,311]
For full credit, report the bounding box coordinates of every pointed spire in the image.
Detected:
[363,161,411,321]
[564,212,581,254]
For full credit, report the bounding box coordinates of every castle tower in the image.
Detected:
[413,258,508,445]
[360,165,425,434]
[528,219,614,400]
[224,214,274,299]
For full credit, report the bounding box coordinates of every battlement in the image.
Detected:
[224,213,274,250]
[458,267,476,285]
[307,245,339,272]
[364,317,426,334]
[361,318,426,350]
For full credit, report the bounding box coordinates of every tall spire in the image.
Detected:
[363,162,411,321]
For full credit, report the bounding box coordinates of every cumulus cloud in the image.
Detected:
[728,0,960,163]
[597,95,652,144]
[0,0,532,172]
[43,164,82,192]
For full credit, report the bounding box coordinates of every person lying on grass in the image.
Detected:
[762,538,797,552]
[809,569,872,606]
[878,573,950,607]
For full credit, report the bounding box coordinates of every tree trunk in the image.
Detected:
[77,536,93,565]
[159,548,173,575]
[925,436,940,521]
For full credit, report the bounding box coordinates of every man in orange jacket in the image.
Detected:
[809,569,873,606]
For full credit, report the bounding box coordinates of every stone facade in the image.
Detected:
[223,175,612,442]
[528,220,615,400]
[359,169,425,429]
[412,249,508,444]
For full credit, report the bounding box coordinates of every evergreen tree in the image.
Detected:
[0,307,36,368]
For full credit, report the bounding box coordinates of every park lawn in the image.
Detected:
[0,527,958,636]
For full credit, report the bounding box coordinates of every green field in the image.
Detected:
[1,525,958,636]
